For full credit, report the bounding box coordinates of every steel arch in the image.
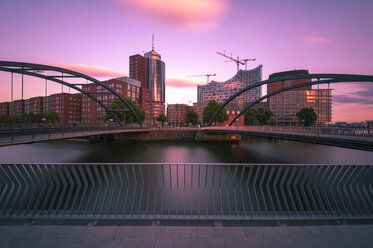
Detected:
[0,61,142,126]
[229,78,373,126]
[208,73,373,126]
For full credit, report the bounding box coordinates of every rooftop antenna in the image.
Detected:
[152,33,155,51]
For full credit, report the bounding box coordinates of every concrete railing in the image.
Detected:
[0,163,372,220]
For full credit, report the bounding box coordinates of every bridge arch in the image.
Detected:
[208,73,373,126]
[0,61,142,126]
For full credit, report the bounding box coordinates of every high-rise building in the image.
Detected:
[144,48,166,119]
[197,65,262,107]
[129,54,146,88]
[268,70,332,126]
[167,104,192,126]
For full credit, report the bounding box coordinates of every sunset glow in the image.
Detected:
[0,0,372,122]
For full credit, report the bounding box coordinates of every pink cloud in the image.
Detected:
[115,0,230,29]
[53,64,126,78]
[304,37,332,43]
[167,78,199,87]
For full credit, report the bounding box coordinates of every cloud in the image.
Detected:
[167,78,200,87]
[304,37,332,43]
[334,95,373,105]
[115,0,230,29]
[53,64,126,78]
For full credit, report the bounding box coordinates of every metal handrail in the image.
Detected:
[0,163,371,220]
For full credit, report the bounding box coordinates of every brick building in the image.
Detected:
[11,100,25,116]
[81,77,151,126]
[0,102,9,116]
[129,54,146,88]
[44,93,82,126]
[224,104,245,126]
[25,96,43,114]
[167,104,192,126]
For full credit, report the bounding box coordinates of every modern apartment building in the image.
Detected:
[197,65,262,107]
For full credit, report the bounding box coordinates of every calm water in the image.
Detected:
[0,137,372,164]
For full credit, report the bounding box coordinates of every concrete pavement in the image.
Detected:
[0,221,372,248]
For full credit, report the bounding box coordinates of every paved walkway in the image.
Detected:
[0,223,372,248]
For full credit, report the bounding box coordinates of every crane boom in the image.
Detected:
[217,51,256,71]
[187,74,216,84]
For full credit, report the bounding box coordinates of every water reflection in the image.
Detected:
[0,137,372,164]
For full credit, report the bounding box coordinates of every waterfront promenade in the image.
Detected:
[0,221,372,248]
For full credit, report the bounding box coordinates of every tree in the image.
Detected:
[244,108,256,125]
[296,107,318,126]
[255,107,273,126]
[186,110,199,127]
[156,113,167,127]
[267,117,278,126]
[104,96,145,124]
[202,100,228,125]
[44,111,61,124]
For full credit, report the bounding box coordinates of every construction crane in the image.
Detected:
[217,51,256,71]
[187,74,216,84]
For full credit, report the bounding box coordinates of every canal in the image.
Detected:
[0,137,371,164]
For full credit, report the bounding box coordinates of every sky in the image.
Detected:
[0,0,372,122]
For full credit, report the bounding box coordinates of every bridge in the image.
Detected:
[0,61,143,126]
[202,126,373,152]
[0,126,149,147]
[1,126,372,151]
[208,72,373,126]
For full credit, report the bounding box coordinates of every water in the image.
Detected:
[0,137,371,164]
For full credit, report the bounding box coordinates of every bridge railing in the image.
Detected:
[205,126,373,138]
[0,163,371,220]
[0,126,147,145]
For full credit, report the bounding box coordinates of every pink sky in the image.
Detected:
[0,0,372,122]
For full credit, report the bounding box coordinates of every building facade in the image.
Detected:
[11,100,25,116]
[268,70,332,126]
[197,65,262,106]
[192,102,208,125]
[0,102,9,116]
[81,77,151,126]
[224,104,245,126]
[25,96,43,114]
[167,104,192,126]
[129,54,146,88]
[43,93,82,126]
[130,48,166,122]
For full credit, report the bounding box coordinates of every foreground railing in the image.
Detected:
[0,163,372,220]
